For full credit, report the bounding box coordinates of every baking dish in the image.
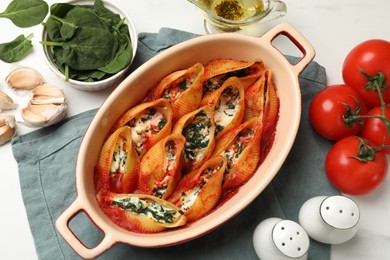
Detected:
[56,23,315,259]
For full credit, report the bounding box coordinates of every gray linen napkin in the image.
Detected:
[12,28,338,260]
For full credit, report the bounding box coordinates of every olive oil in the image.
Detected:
[206,0,265,21]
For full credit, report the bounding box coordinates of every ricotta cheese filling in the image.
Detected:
[128,108,167,155]
[214,86,240,135]
[152,140,177,198]
[180,162,223,211]
[112,196,183,224]
[223,128,254,172]
[162,73,196,103]
[110,137,127,174]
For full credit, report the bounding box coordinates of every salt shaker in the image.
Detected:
[253,217,310,260]
[298,195,360,244]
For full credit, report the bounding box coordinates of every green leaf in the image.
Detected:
[55,26,118,70]
[98,33,133,74]
[0,0,48,28]
[0,33,33,63]
[45,3,76,41]
[93,0,122,27]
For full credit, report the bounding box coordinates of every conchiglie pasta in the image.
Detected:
[260,70,280,158]
[169,155,227,222]
[152,63,204,122]
[96,126,139,194]
[113,98,173,158]
[203,58,265,96]
[95,58,280,234]
[103,193,186,233]
[244,70,267,122]
[201,77,245,138]
[172,105,216,172]
[138,133,186,199]
[213,118,263,191]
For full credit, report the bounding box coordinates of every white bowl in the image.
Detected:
[41,0,138,91]
[56,23,315,259]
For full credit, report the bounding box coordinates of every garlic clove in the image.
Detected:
[0,114,17,145]
[5,67,45,90]
[21,84,67,127]
[22,104,67,127]
[30,84,66,105]
[0,90,17,111]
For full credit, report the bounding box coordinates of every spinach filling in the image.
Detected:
[128,108,167,133]
[162,78,188,102]
[223,128,254,172]
[151,140,176,198]
[203,67,252,93]
[112,197,180,224]
[214,86,240,135]
[182,110,211,161]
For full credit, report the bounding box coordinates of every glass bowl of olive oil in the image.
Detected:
[188,0,287,34]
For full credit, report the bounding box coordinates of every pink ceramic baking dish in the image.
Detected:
[56,23,315,259]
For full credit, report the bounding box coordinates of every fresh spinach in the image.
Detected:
[53,26,118,70]
[50,7,110,41]
[0,33,33,63]
[94,0,121,26]
[98,33,132,74]
[45,3,76,41]
[41,0,133,83]
[0,0,48,28]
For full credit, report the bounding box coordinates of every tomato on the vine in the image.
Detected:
[361,106,390,154]
[342,39,390,108]
[325,136,388,195]
[309,84,367,140]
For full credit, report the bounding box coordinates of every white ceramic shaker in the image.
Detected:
[298,195,360,244]
[253,217,310,260]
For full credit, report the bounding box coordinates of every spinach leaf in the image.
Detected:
[99,33,133,74]
[50,7,110,40]
[0,0,48,28]
[51,26,119,70]
[0,33,33,63]
[45,3,76,41]
[93,0,121,27]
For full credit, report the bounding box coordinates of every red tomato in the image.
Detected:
[325,136,388,195]
[342,39,390,108]
[361,106,390,153]
[309,84,367,140]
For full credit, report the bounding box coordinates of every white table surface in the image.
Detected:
[1,0,389,259]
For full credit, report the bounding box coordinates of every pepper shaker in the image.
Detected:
[298,195,360,244]
[253,217,310,260]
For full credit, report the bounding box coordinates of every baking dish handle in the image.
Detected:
[261,23,316,76]
[55,197,114,259]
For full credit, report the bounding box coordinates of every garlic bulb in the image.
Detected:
[0,90,17,111]
[5,67,45,90]
[0,114,17,145]
[21,84,67,127]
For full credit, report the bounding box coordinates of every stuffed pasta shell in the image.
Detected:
[201,77,245,138]
[113,98,173,158]
[151,63,204,122]
[213,118,263,191]
[172,105,216,172]
[96,126,139,194]
[101,193,186,233]
[169,155,227,222]
[261,70,279,157]
[138,133,186,199]
[203,58,265,96]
